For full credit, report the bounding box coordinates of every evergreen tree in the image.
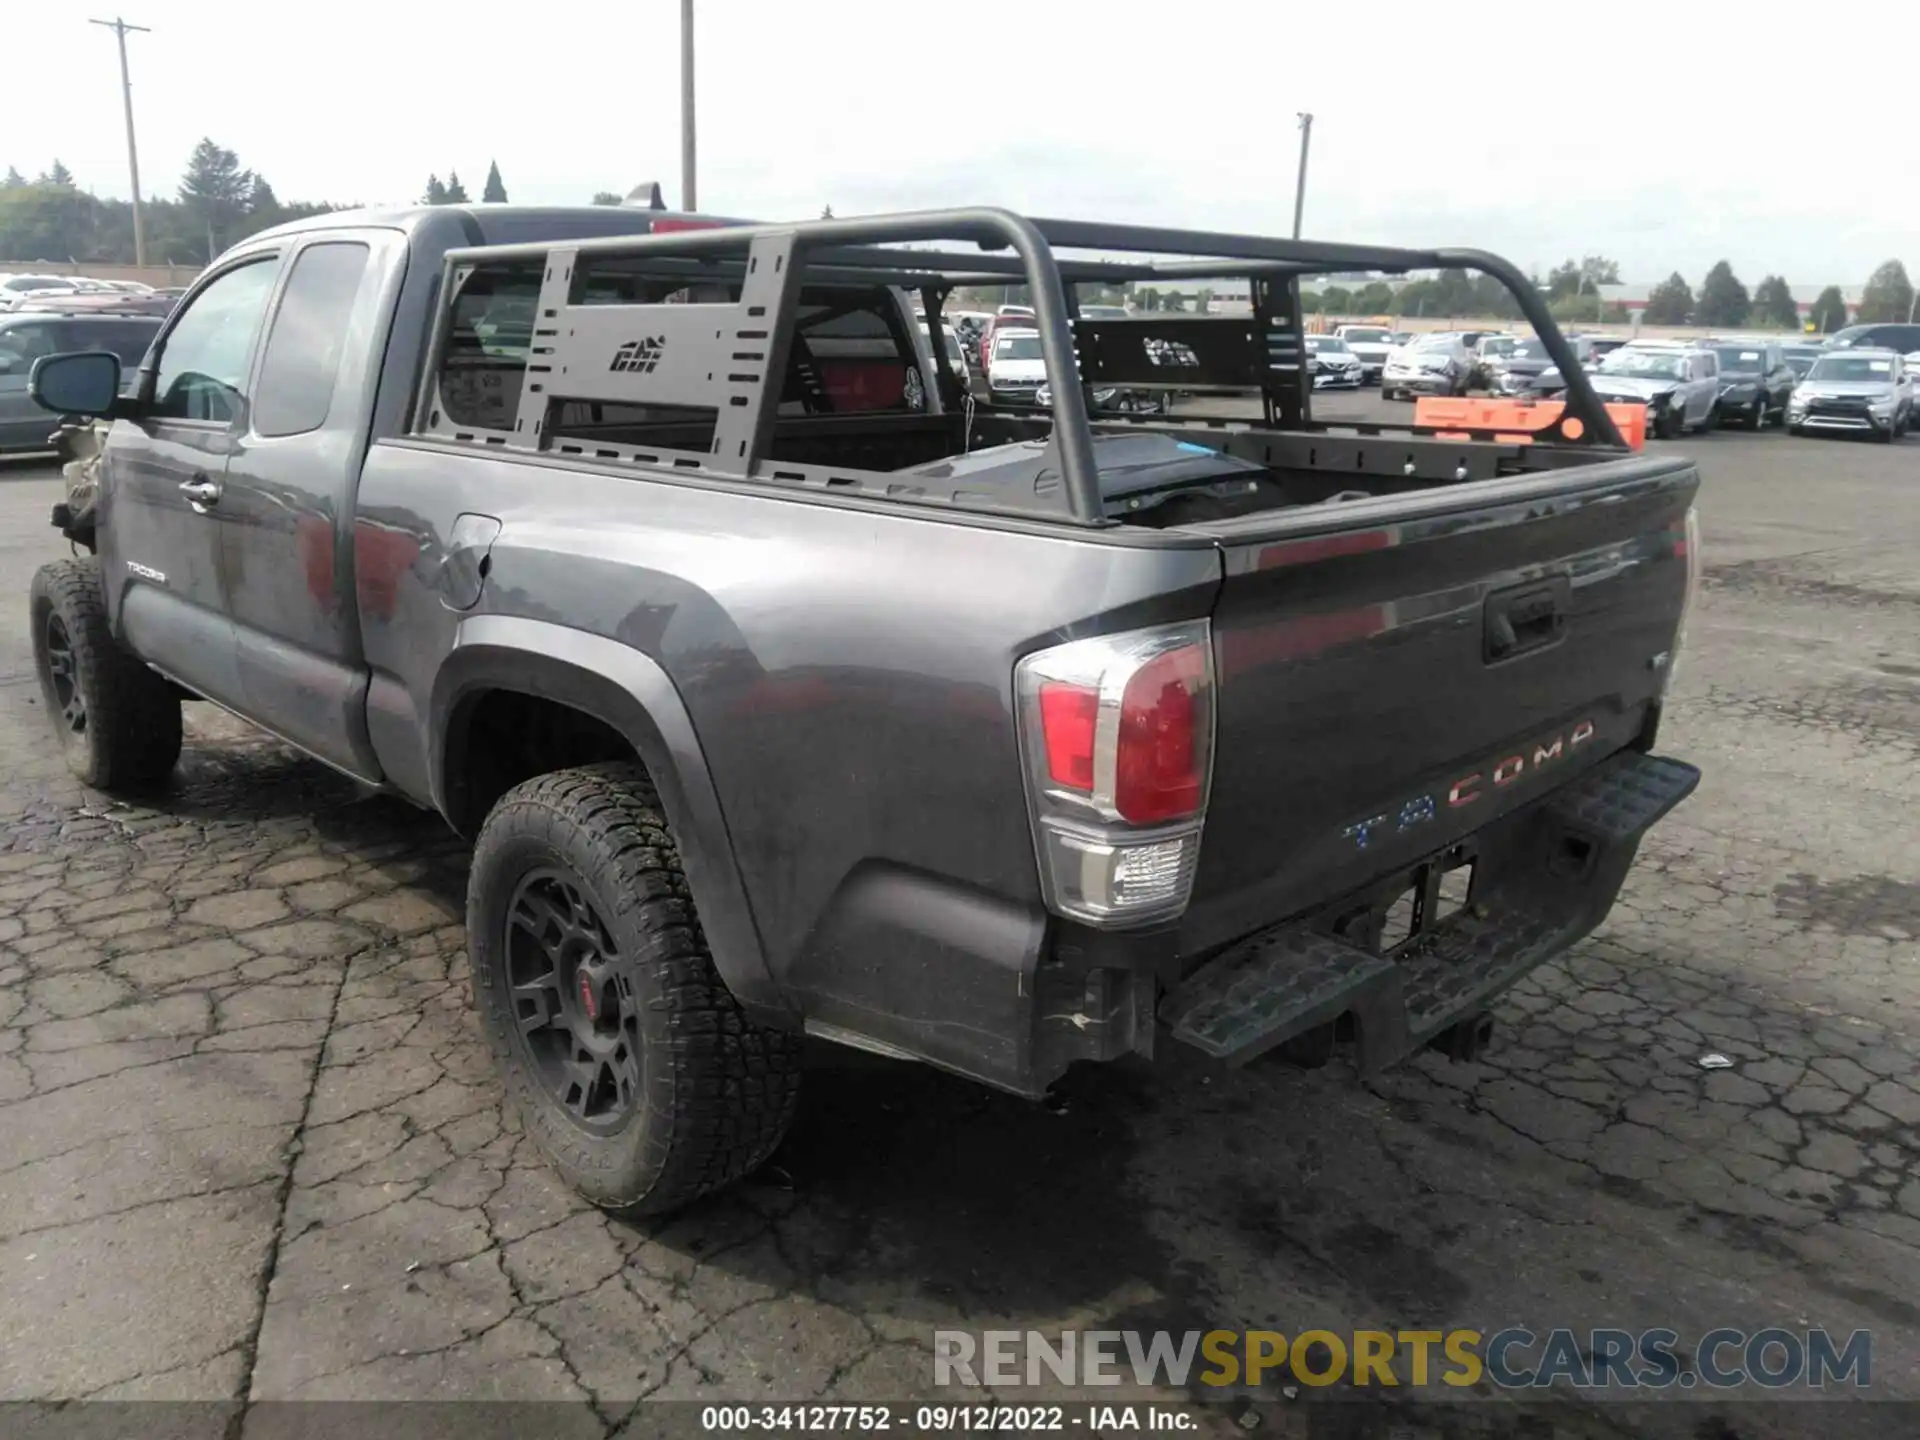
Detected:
[1697,261,1750,328]
[1752,276,1798,330]
[1644,272,1694,325]
[1858,260,1914,324]
[444,171,470,203]
[1808,286,1849,334]
[482,161,507,203]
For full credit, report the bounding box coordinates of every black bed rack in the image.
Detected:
[420,208,1623,526]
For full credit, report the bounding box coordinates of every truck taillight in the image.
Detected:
[1016,621,1214,927]
[1662,505,1701,695]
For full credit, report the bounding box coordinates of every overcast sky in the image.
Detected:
[27,0,1919,285]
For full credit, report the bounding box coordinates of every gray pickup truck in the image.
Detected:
[25,203,1700,1215]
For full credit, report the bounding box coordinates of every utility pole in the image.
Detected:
[680,0,697,212]
[91,16,151,267]
[1291,112,1313,240]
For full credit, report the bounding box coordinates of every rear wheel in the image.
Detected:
[468,762,802,1216]
[29,559,182,791]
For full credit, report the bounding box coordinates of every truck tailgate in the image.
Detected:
[1178,457,1697,958]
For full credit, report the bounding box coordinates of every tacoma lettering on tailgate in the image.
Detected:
[1343,720,1596,852]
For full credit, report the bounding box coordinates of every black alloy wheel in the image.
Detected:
[43,612,85,737]
[505,869,642,1132]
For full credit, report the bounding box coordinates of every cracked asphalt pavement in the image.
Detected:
[1,415,1916,1437]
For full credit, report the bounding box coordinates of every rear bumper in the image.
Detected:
[1385,369,1455,394]
[1158,749,1698,1072]
[792,749,1696,1099]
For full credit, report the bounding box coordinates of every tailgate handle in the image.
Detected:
[1484,577,1570,662]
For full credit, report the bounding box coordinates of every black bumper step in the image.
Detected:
[1162,750,1699,1075]
[1544,750,1700,843]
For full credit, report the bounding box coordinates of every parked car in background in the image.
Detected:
[1467,333,1516,388]
[1032,380,1169,415]
[1708,340,1796,428]
[1303,333,1364,388]
[1787,349,1912,441]
[0,274,81,310]
[919,321,971,392]
[1489,334,1596,397]
[1382,332,1471,399]
[985,326,1046,403]
[1586,342,1721,438]
[1334,324,1395,384]
[1781,343,1824,379]
[0,310,164,452]
[1586,336,1630,362]
[14,290,179,318]
[949,312,991,366]
[976,312,1043,381]
[1077,304,1130,321]
[1826,322,1920,354]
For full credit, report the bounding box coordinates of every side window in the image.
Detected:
[253,242,372,438]
[0,321,65,375]
[151,259,280,424]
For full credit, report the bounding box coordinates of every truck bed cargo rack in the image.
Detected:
[412,208,1625,526]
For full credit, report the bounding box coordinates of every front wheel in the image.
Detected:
[468,762,802,1216]
[29,559,182,791]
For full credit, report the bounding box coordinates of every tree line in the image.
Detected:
[7,168,1914,334]
[1296,254,1914,333]
[0,143,517,266]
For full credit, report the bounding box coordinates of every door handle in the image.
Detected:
[178,477,222,508]
[1484,576,1571,663]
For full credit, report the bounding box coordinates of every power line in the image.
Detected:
[90,16,151,267]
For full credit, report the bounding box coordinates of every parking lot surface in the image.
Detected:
[1,408,1917,1435]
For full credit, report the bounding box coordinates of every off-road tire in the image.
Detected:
[468,761,802,1215]
[29,558,182,791]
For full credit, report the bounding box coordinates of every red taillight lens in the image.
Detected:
[1114,645,1205,822]
[650,217,729,233]
[1038,681,1098,792]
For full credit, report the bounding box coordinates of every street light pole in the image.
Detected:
[679,0,696,212]
[90,16,150,267]
[1291,112,1313,239]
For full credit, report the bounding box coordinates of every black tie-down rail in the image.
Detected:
[1160,751,1700,1073]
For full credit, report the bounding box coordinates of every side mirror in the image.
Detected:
[29,351,122,417]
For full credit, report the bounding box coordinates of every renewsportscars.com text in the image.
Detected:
[933,1327,1871,1391]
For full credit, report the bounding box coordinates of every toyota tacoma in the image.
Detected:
[25,203,1699,1215]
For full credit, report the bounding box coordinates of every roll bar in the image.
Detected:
[429,208,1623,526]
